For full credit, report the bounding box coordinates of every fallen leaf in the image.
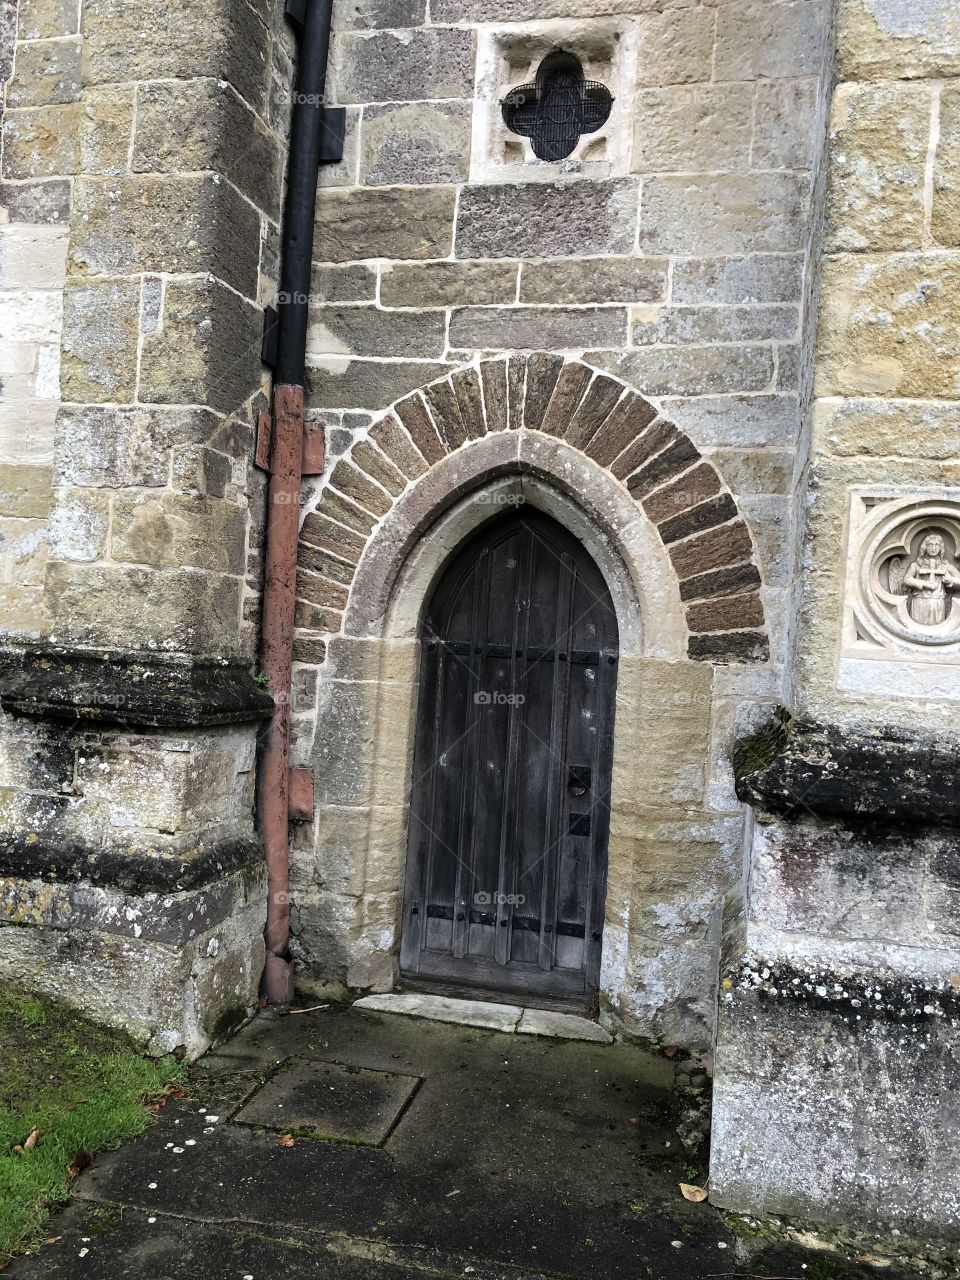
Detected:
[277,1134,295,1148]
[67,1150,92,1179]
[23,1127,39,1151]
[164,1086,186,1100]
[663,1045,679,1059]
[679,1182,708,1203]
[45,1238,62,1246]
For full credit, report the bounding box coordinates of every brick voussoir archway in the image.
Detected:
[298,354,769,664]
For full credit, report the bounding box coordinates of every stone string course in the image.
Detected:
[297,354,770,665]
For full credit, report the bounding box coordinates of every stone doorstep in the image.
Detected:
[353,992,613,1043]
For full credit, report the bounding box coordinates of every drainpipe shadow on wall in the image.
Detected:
[256,0,344,1006]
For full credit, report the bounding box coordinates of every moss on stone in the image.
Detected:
[209,1003,249,1042]
[733,706,793,781]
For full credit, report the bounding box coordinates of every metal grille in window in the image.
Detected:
[501,49,614,163]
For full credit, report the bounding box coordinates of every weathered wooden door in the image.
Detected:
[400,510,619,1007]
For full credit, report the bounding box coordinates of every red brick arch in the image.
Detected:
[297,354,769,664]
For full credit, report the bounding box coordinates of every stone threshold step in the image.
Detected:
[353,993,613,1043]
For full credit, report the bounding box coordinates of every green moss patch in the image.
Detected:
[733,705,793,781]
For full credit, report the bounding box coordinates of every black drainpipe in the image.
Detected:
[258,0,343,1005]
[274,0,336,386]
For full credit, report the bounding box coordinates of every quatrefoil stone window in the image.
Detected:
[501,49,614,163]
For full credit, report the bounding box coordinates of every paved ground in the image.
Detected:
[9,1004,928,1280]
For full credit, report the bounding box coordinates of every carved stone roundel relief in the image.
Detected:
[858,501,960,651]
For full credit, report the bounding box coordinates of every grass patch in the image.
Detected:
[0,992,185,1266]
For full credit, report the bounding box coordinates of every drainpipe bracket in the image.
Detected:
[301,420,325,476]
[255,414,325,476]
[284,0,306,31]
[289,767,315,822]
[255,411,273,472]
[318,107,346,165]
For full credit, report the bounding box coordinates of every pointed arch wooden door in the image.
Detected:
[400,510,619,1008]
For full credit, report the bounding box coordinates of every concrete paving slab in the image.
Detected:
[8,1201,556,1280]
[355,992,523,1031]
[234,1058,421,1145]
[8,1005,932,1280]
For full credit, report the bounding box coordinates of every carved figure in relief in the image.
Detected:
[894,534,960,626]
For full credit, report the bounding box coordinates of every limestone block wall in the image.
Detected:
[800,0,960,728]
[288,0,836,1042]
[0,0,64,641]
[302,1,836,690]
[0,0,293,661]
[0,0,290,1053]
[0,219,65,639]
[713,0,960,1238]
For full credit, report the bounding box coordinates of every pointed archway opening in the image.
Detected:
[296,354,772,1043]
[399,508,619,1012]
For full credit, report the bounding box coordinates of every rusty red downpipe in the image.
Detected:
[259,383,304,1005]
[259,0,337,1005]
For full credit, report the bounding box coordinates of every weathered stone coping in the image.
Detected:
[734,713,960,827]
[0,647,274,729]
[0,833,262,895]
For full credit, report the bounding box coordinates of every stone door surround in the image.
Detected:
[300,354,769,665]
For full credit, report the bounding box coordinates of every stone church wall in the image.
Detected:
[0,0,292,1054]
[712,0,960,1238]
[1,0,958,1241]
[0,0,840,1050]
[288,0,835,1046]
